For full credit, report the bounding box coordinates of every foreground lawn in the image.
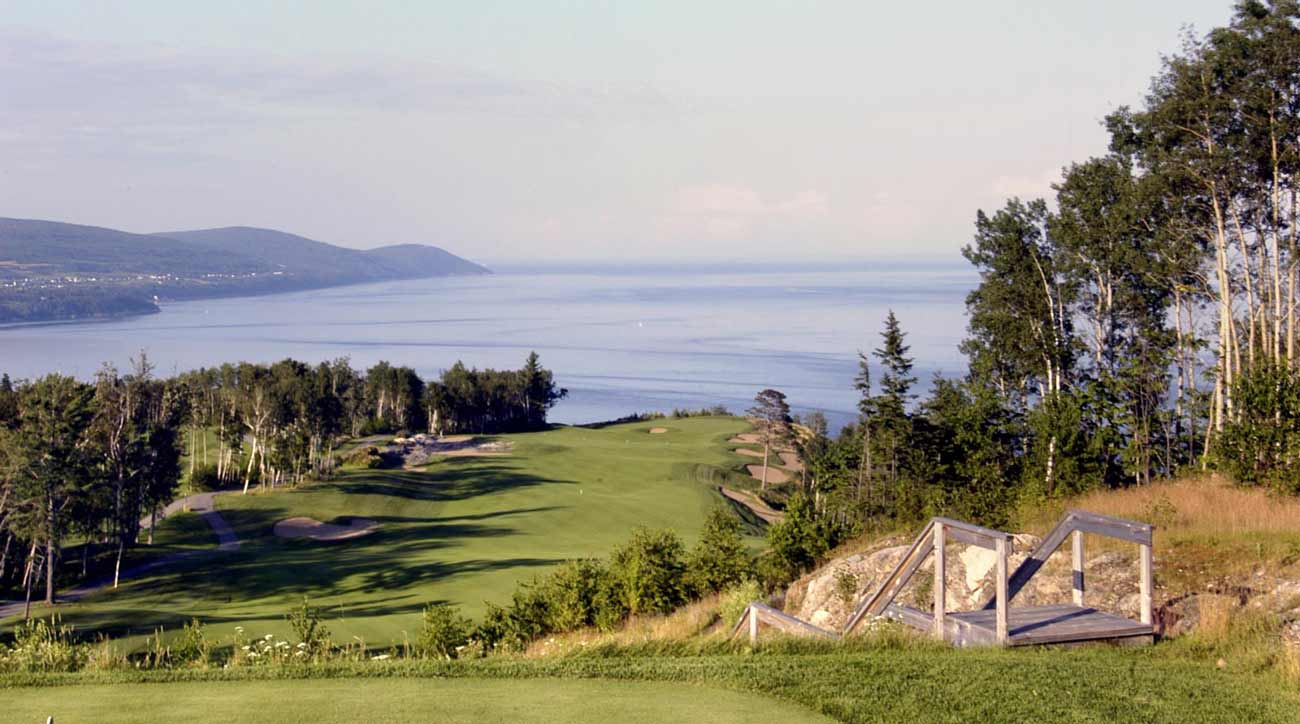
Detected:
[4,647,1297,723]
[5,677,831,724]
[4,417,751,645]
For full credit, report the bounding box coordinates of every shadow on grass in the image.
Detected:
[6,464,582,640]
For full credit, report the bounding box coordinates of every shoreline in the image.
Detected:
[0,269,492,329]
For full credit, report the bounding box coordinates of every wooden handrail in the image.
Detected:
[981,510,1155,628]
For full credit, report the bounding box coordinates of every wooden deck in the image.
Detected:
[884,603,1154,647]
[733,509,1158,649]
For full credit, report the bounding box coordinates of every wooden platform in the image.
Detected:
[885,603,1154,647]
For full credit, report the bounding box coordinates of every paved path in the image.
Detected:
[0,491,239,620]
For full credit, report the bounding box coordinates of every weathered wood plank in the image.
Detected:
[1071,516,1153,546]
[1140,543,1153,625]
[932,517,1011,549]
[1067,509,1153,542]
[1072,529,1085,606]
[985,517,1072,610]
[933,523,946,640]
[846,520,935,631]
[995,536,1008,644]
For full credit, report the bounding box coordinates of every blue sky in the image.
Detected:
[0,1,1234,263]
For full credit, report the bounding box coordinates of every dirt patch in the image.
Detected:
[649,427,669,434]
[746,464,791,485]
[273,516,378,541]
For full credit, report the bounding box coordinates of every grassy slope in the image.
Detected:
[4,677,831,724]
[1018,476,1300,598]
[4,417,750,645]
[4,647,1298,723]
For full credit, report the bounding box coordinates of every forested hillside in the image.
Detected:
[0,218,489,324]
[756,2,1300,574]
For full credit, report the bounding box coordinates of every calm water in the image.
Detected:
[0,264,974,431]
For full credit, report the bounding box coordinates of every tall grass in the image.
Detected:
[1022,475,1300,540]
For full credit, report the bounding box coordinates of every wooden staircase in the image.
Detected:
[732,510,1155,647]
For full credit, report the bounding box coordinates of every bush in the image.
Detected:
[607,527,689,617]
[1217,362,1300,494]
[417,604,472,659]
[537,559,611,632]
[688,507,751,594]
[0,616,83,673]
[286,597,331,655]
[718,580,764,630]
[764,493,844,585]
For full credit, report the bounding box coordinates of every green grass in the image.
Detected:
[4,417,751,646]
[4,646,1298,723]
[3,676,832,723]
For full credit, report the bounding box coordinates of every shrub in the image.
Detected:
[1217,362,1300,494]
[0,616,83,672]
[286,597,331,655]
[416,604,472,659]
[538,559,611,632]
[688,507,751,594]
[765,493,831,583]
[141,619,210,669]
[719,580,764,630]
[607,527,689,616]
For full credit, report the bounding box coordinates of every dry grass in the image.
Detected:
[523,595,727,657]
[1015,475,1300,597]
[1053,475,1300,540]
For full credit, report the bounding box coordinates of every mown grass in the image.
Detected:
[4,643,1298,723]
[3,417,752,647]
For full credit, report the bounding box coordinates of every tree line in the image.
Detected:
[757,3,1300,561]
[0,352,564,606]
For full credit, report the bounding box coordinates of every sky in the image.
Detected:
[0,1,1236,264]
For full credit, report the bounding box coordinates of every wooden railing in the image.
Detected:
[732,510,1154,647]
[980,509,1154,626]
[844,517,1014,643]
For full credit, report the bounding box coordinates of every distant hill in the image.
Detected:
[0,218,268,276]
[0,218,489,324]
[156,227,490,281]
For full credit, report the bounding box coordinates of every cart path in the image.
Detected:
[0,491,238,620]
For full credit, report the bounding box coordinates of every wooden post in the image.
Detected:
[1139,543,1153,626]
[748,606,758,645]
[933,523,946,640]
[995,537,1009,644]
[1071,529,1085,606]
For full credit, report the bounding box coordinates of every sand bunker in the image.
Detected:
[274,516,378,541]
[778,451,804,472]
[649,427,669,434]
[746,464,791,485]
[728,433,762,444]
[720,486,785,525]
[735,447,764,458]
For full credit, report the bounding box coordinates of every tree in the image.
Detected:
[11,375,95,604]
[747,389,792,490]
[872,311,917,491]
[687,507,750,593]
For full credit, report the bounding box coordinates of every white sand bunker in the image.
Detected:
[649,427,669,434]
[274,516,378,541]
